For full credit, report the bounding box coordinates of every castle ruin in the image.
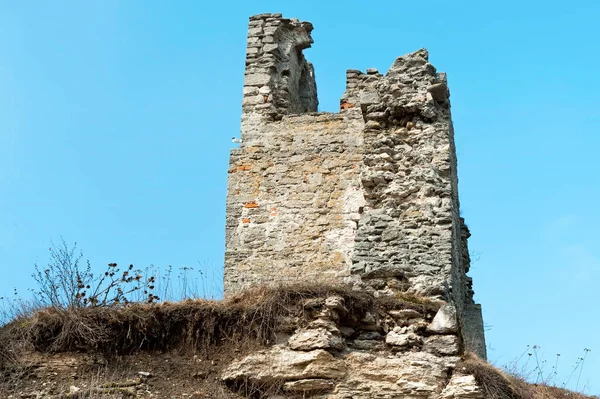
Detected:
[224,13,486,359]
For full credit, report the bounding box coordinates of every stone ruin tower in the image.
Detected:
[224,13,486,358]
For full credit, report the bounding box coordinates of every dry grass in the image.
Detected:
[0,283,436,360]
[4,284,593,399]
[459,353,598,399]
[0,283,440,398]
[458,353,528,398]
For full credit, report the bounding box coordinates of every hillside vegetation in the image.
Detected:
[0,284,596,398]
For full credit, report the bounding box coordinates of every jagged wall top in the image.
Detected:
[342,48,451,126]
[226,13,486,359]
[242,13,318,135]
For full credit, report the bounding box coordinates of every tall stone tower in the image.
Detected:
[224,13,486,358]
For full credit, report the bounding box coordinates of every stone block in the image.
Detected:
[262,43,279,53]
[244,73,271,86]
[424,335,460,356]
[440,375,484,398]
[360,90,379,109]
[288,328,345,351]
[427,304,458,334]
[222,347,346,385]
[247,27,263,36]
[386,331,421,348]
[427,82,449,102]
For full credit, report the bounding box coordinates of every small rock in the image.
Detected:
[406,324,419,333]
[324,296,347,315]
[69,386,80,394]
[427,304,458,334]
[288,328,345,351]
[339,326,355,337]
[360,312,376,325]
[364,120,382,130]
[385,331,409,347]
[388,309,423,320]
[427,82,449,102]
[351,339,384,351]
[386,331,422,347]
[366,68,379,75]
[138,371,152,378]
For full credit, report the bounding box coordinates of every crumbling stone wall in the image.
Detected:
[222,294,483,398]
[225,13,486,359]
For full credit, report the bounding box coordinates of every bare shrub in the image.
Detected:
[32,239,158,310]
[460,353,598,399]
[0,283,432,357]
[502,345,595,396]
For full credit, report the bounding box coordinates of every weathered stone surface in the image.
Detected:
[385,331,409,347]
[324,296,347,315]
[329,352,457,398]
[427,82,450,102]
[288,328,345,351]
[220,264,468,398]
[244,72,271,86]
[283,378,335,392]
[424,335,460,356]
[357,331,382,340]
[225,112,364,291]
[462,303,487,360]
[308,317,341,333]
[221,347,346,385]
[339,326,355,337]
[359,90,379,109]
[351,339,385,351]
[389,309,424,320]
[262,43,279,53]
[225,12,486,359]
[386,330,422,348]
[439,375,484,398]
[428,304,458,334]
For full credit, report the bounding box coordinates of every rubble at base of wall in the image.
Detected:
[221,294,484,398]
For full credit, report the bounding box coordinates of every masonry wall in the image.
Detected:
[225,13,486,359]
[225,112,365,291]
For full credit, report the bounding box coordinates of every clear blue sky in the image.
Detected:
[1,0,598,393]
